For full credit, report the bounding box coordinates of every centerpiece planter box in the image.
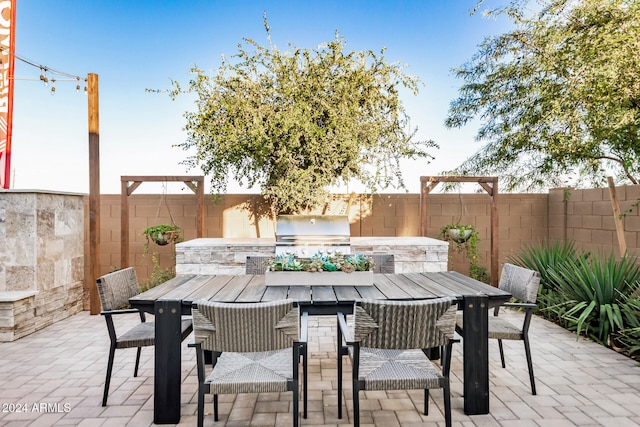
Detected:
[265,270,374,287]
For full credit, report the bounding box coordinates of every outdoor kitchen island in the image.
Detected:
[175,236,449,274]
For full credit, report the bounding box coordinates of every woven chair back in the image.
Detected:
[354,297,457,350]
[499,263,541,303]
[193,299,300,353]
[96,267,140,311]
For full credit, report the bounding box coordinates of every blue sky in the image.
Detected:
[10,0,512,194]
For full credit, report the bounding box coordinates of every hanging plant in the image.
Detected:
[440,224,474,243]
[143,224,182,253]
[438,224,489,283]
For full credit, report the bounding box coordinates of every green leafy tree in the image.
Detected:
[171,17,435,215]
[446,0,640,191]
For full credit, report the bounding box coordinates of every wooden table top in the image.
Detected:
[130,271,511,315]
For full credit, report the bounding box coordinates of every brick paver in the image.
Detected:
[1,309,639,426]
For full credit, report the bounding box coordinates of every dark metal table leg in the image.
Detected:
[154,299,182,424]
[462,294,489,415]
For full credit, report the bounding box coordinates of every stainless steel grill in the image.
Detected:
[275,215,351,256]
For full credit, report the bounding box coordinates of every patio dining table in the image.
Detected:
[129,271,511,424]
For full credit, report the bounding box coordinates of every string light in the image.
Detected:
[39,68,49,86]
[0,45,86,94]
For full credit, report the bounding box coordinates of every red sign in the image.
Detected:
[0,0,15,189]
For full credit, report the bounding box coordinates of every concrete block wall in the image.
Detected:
[83,184,640,310]
[88,192,552,292]
[549,185,640,256]
[0,191,84,341]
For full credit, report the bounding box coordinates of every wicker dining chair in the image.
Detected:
[95,267,192,406]
[337,296,458,427]
[190,299,308,427]
[456,263,541,394]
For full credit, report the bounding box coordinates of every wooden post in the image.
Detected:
[607,176,627,255]
[196,178,204,237]
[88,73,101,315]
[121,179,130,268]
[489,178,499,287]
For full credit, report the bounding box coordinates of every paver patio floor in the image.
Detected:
[1,308,639,426]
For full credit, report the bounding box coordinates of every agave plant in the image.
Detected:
[508,240,584,324]
[508,240,582,290]
[613,294,640,359]
[546,251,640,346]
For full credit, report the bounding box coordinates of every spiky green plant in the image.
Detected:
[546,252,640,346]
[508,240,584,324]
[613,294,640,360]
[508,240,582,291]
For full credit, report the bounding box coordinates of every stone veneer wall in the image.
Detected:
[175,237,449,275]
[0,190,84,341]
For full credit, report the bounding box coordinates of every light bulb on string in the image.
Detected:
[50,78,56,95]
[76,77,81,93]
[39,71,49,87]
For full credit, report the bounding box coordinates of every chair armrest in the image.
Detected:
[188,341,200,349]
[100,308,140,316]
[494,302,537,316]
[503,302,537,310]
[337,312,355,344]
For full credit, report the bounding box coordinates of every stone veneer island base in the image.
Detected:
[0,190,85,342]
[175,236,449,275]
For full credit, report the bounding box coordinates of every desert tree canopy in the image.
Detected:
[171,16,436,215]
[445,0,640,191]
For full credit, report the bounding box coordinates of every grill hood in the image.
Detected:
[275,215,351,256]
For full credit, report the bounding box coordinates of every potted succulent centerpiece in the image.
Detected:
[264,252,375,286]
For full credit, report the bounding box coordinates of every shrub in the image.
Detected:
[613,293,640,358]
[547,252,640,346]
[508,240,583,324]
[510,241,640,359]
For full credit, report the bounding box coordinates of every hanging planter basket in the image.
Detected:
[150,230,178,246]
[143,225,182,248]
[446,227,473,243]
[438,224,476,244]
